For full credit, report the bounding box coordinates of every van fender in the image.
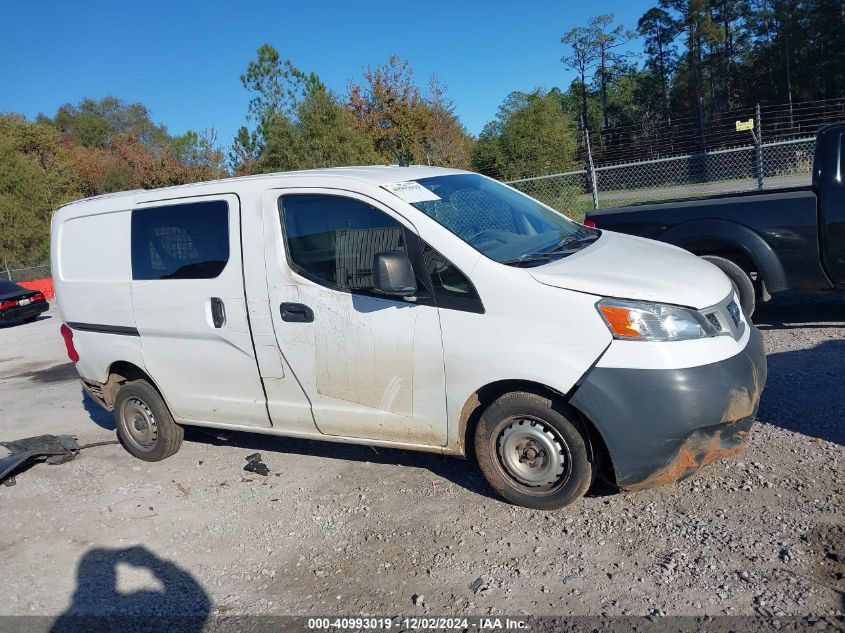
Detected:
[660,219,787,293]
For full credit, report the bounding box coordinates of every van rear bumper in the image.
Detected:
[570,326,767,490]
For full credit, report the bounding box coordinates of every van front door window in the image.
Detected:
[281,194,408,292]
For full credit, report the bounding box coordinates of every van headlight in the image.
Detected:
[597,299,719,341]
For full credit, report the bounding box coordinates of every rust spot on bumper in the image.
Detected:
[622,416,754,492]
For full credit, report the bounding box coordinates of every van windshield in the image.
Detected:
[406,174,599,266]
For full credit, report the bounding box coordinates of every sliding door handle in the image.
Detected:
[210,297,226,328]
[280,302,314,323]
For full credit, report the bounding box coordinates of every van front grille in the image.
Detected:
[702,294,745,340]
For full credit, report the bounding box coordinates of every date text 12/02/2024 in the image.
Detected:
[307,617,527,630]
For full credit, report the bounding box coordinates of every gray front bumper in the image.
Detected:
[570,326,767,490]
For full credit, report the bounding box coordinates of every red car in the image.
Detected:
[0,280,49,325]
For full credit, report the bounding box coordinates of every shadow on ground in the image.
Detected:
[753,292,845,330]
[50,545,210,631]
[0,361,77,383]
[753,294,845,445]
[82,387,116,430]
[0,314,51,329]
[756,338,845,445]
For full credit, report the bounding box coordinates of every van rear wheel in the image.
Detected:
[114,380,183,462]
[474,392,592,510]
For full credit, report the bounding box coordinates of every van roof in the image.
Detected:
[59,165,469,209]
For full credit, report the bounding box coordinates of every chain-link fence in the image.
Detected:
[506,136,816,221]
[582,97,842,164]
[3,263,51,283]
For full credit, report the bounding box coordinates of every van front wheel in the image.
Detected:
[114,380,183,462]
[474,392,592,510]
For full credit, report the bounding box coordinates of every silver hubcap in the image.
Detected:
[497,417,567,488]
[121,397,158,451]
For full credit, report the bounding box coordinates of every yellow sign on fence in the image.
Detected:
[736,118,755,132]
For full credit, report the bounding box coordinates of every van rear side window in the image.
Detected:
[131,201,229,280]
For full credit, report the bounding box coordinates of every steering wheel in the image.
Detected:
[465,228,502,245]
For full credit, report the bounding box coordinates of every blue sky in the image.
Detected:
[1,0,652,144]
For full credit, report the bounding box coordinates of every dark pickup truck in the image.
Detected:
[585,122,845,315]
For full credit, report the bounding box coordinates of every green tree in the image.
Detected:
[348,55,430,164]
[421,75,473,168]
[561,24,598,130]
[738,0,845,109]
[171,129,225,171]
[237,44,377,173]
[471,89,578,180]
[470,121,506,177]
[591,15,637,132]
[638,8,681,123]
[347,59,472,167]
[258,85,379,172]
[661,0,721,147]
[801,0,845,101]
[53,96,169,149]
[240,43,323,136]
[709,0,749,110]
[0,115,78,266]
[229,126,260,175]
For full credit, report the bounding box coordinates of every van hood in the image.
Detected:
[528,231,732,309]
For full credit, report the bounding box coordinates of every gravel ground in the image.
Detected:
[0,298,843,621]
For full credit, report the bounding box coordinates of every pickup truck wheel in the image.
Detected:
[114,380,183,462]
[700,255,756,317]
[474,392,592,510]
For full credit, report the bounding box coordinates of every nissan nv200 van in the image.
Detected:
[51,166,767,509]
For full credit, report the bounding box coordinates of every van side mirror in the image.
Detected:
[372,251,417,297]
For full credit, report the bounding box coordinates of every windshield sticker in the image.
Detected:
[382,181,441,203]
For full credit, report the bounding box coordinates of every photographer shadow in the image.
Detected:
[50,546,210,632]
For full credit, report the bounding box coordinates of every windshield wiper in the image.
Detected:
[501,232,601,267]
[500,253,558,267]
[544,233,600,254]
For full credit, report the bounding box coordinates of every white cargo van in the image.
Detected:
[51,167,766,509]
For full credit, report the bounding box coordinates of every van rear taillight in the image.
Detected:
[60,324,80,362]
[583,219,597,228]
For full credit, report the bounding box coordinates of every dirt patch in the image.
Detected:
[722,385,758,423]
[805,524,845,610]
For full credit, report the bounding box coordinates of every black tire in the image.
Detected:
[701,255,756,317]
[114,380,183,462]
[474,391,592,510]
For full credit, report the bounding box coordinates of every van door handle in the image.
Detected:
[210,297,226,328]
[280,302,314,323]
